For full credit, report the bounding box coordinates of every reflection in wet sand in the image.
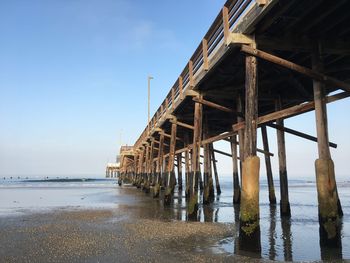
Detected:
[320,219,343,261]
[116,181,349,261]
[230,204,262,258]
[268,205,276,260]
[281,215,293,261]
[233,204,240,255]
[203,205,214,222]
[238,225,262,257]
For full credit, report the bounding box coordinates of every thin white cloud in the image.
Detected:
[60,0,183,52]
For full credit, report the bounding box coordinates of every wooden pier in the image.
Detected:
[117,0,350,248]
[105,163,119,178]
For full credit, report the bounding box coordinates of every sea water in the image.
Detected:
[0,175,349,261]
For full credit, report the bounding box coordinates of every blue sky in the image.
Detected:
[0,0,349,179]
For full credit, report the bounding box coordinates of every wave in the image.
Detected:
[21,178,114,183]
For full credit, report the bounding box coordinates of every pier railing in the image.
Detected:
[134,0,254,149]
[120,146,133,152]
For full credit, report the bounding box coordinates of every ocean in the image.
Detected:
[0,175,349,261]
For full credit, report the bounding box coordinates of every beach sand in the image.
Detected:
[0,208,266,263]
[1,179,349,262]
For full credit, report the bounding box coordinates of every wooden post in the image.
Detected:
[137,149,145,188]
[237,94,245,180]
[145,140,154,192]
[239,45,261,247]
[231,135,241,204]
[185,147,191,198]
[143,145,149,189]
[276,98,291,217]
[203,121,214,204]
[222,6,229,43]
[171,88,175,110]
[312,46,341,247]
[199,164,204,191]
[165,97,169,112]
[210,143,221,195]
[189,61,194,87]
[202,39,209,71]
[150,139,156,186]
[162,157,168,189]
[164,122,177,205]
[188,101,202,218]
[261,126,276,204]
[135,152,139,186]
[153,132,164,198]
[143,142,150,193]
[179,76,184,100]
[133,154,138,186]
[177,153,183,191]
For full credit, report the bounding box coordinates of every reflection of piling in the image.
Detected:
[203,205,214,222]
[281,216,293,261]
[320,219,343,261]
[268,205,277,261]
[233,204,240,255]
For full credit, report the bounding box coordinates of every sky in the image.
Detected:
[0,0,349,179]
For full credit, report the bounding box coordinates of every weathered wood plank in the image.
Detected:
[241,45,350,93]
[266,123,337,148]
[232,92,350,131]
[193,97,233,113]
[170,119,194,130]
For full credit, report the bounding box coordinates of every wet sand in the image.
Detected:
[1,179,349,262]
[0,208,260,263]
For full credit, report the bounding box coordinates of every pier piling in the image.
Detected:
[261,126,276,204]
[230,135,241,204]
[164,122,177,205]
[188,101,202,218]
[210,143,221,195]
[312,47,341,247]
[276,97,291,217]
[239,45,261,245]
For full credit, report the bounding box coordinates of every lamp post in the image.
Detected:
[148,75,153,134]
